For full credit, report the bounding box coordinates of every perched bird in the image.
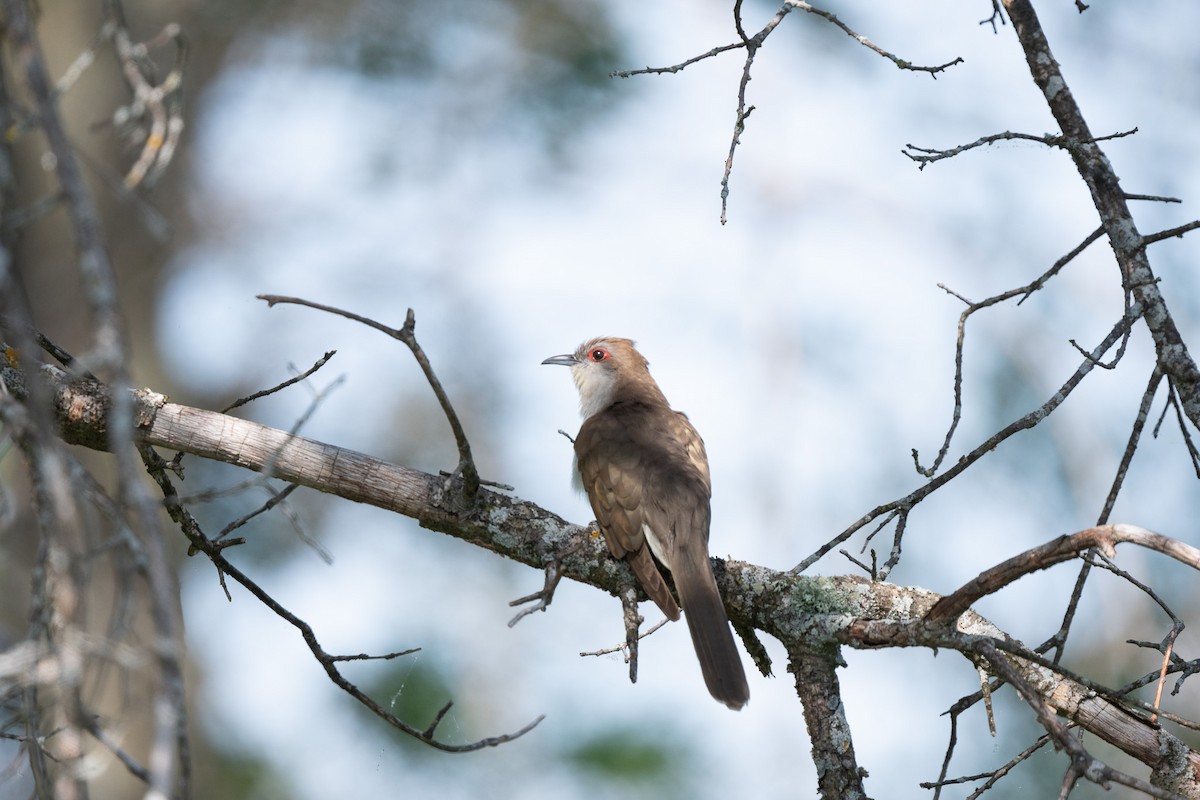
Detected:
[542,337,749,710]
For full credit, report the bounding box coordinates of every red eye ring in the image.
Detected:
[589,348,609,362]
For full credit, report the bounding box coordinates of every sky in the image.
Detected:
[153,2,1199,798]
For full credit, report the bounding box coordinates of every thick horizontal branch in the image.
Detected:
[8,363,1199,791]
[10,363,640,602]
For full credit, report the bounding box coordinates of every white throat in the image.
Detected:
[571,362,617,419]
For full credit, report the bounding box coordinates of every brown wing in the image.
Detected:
[669,411,711,494]
[575,403,681,620]
[577,401,748,709]
[576,403,713,565]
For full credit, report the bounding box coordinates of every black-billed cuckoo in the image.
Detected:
[542,337,750,710]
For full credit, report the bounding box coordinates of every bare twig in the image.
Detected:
[925,717,1054,799]
[875,507,908,581]
[85,713,154,787]
[789,1,963,76]
[718,2,796,225]
[1115,644,1200,711]
[911,226,1105,479]
[1139,626,1182,724]
[723,1,961,222]
[795,310,1139,573]
[838,547,876,578]
[328,648,422,663]
[903,128,1136,170]
[214,483,300,538]
[140,450,544,752]
[1100,368,1165,524]
[1164,381,1200,479]
[613,0,960,223]
[1018,226,1107,304]
[30,328,96,378]
[222,351,337,413]
[1124,193,1182,204]
[579,615,668,671]
[508,539,586,627]
[609,43,745,78]
[258,296,481,500]
[1044,545,1096,667]
[1082,547,1187,722]
[732,0,750,44]
[848,599,1200,790]
[1143,219,1200,245]
[979,1,1006,33]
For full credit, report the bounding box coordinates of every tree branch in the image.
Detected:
[844,585,1200,795]
[925,524,1200,623]
[789,643,869,800]
[1002,0,1200,429]
[7,360,1196,791]
[257,296,481,501]
[794,308,1140,573]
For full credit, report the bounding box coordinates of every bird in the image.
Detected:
[542,337,750,710]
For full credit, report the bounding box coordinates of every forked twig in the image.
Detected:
[795,310,1139,573]
[257,296,481,499]
[613,0,961,223]
[141,449,543,751]
[508,539,586,627]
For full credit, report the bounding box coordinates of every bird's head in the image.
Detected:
[542,337,662,418]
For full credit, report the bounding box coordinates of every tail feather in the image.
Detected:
[673,548,749,710]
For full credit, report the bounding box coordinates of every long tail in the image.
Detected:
[672,546,749,710]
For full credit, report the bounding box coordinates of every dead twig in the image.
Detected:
[258,296,481,501]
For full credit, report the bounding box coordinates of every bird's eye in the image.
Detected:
[590,348,609,362]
